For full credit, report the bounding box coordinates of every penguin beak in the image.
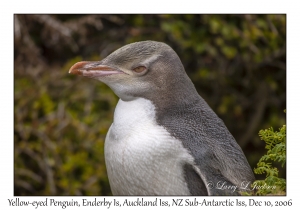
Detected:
[69,61,124,77]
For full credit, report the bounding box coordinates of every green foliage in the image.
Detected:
[14,60,116,195]
[253,111,286,195]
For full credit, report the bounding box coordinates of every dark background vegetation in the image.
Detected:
[14,14,286,195]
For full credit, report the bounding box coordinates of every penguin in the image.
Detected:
[69,41,255,195]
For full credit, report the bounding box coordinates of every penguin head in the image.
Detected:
[69,41,193,102]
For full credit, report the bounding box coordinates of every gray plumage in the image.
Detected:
[69,41,255,195]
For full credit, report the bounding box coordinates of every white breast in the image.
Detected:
[104,97,194,195]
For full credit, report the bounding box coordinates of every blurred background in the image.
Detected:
[14,14,286,195]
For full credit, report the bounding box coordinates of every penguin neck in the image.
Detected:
[146,77,201,112]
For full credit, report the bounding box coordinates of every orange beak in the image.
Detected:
[69,61,123,77]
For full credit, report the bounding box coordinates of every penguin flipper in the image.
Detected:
[184,162,240,195]
[190,163,241,196]
[183,164,208,195]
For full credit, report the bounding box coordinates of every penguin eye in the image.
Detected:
[133,66,147,73]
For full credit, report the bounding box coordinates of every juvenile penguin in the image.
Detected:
[69,41,255,195]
